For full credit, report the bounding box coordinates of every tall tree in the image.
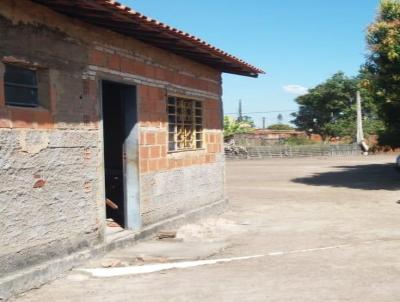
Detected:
[364,0,400,147]
[292,72,383,140]
[237,99,243,122]
[277,113,283,124]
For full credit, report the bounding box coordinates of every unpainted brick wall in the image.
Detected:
[0,0,225,275]
[0,0,102,275]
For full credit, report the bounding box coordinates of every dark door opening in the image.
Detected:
[102,81,138,228]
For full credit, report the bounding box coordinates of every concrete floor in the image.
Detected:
[13,155,400,302]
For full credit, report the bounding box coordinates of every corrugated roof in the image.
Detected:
[31,0,264,77]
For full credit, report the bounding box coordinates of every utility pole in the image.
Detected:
[356,91,369,153]
[238,99,243,122]
[262,117,266,129]
[356,91,364,144]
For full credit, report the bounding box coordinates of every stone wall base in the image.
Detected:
[0,198,228,301]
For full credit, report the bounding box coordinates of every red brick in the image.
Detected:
[175,158,184,168]
[9,107,53,129]
[10,108,34,128]
[147,87,159,101]
[139,85,149,99]
[154,67,166,81]
[199,155,207,164]
[160,145,167,157]
[34,110,54,129]
[89,49,107,67]
[107,53,121,71]
[160,115,168,124]
[154,100,166,114]
[120,56,133,73]
[140,132,146,145]
[158,158,168,170]
[33,179,46,189]
[144,65,155,78]
[209,83,220,94]
[141,98,154,114]
[156,132,166,145]
[149,146,161,158]
[0,108,11,128]
[206,143,215,153]
[132,60,146,76]
[150,114,163,126]
[145,132,156,145]
[206,154,216,163]
[139,146,150,159]
[148,159,158,172]
[209,134,216,144]
[167,159,176,170]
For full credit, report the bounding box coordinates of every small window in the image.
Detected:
[167,96,203,152]
[4,64,39,107]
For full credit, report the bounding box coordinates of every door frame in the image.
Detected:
[99,79,141,230]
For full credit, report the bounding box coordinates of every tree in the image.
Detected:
[237,99,243,122]
[267,124,294,131]
[291,72,383,140]
[241,115,256,128]
[223,116,254,137]
[364,0,400,147]
[277,114,283,124]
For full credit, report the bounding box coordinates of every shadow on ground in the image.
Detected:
[292,163,400,191]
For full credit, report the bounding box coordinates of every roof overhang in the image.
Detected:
[31,0,264,77]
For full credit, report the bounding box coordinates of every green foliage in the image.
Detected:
[284,136,316,145]
[364,0,400,147]
[223,116,254,137]
[291,72,383,140]
[241,115,256,128]
[267,124,294,130]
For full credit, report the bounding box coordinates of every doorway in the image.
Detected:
[102,81,140,230]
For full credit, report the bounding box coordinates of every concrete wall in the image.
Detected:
[141,155,225,225]
[0,1,102,276]
[0,0,225,276]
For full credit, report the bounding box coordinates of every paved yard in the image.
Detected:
[13,155,400,302]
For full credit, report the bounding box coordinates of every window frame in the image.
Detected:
[3,63,40,108]
[167,96,204,153]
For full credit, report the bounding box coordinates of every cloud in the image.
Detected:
[283,85,308,96]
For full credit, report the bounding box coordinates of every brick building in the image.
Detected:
[230,130,308,146]
[0,0,262,297]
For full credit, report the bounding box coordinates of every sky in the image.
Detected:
[126,0,379,127]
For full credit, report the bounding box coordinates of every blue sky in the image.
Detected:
[126,0,379,126]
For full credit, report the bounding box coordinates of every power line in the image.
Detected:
[225,109,297,115]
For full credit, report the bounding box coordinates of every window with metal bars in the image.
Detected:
[167,96,203,152]
[4,64,39,107]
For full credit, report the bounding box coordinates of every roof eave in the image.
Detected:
[31,0,264,77]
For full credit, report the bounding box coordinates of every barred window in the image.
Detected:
[4,64,38,107]
[167,96,203,152]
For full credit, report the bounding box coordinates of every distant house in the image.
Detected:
[0,0,263,298]
[230,129,307,146]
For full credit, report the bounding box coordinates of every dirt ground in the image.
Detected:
[13,155,400,302]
